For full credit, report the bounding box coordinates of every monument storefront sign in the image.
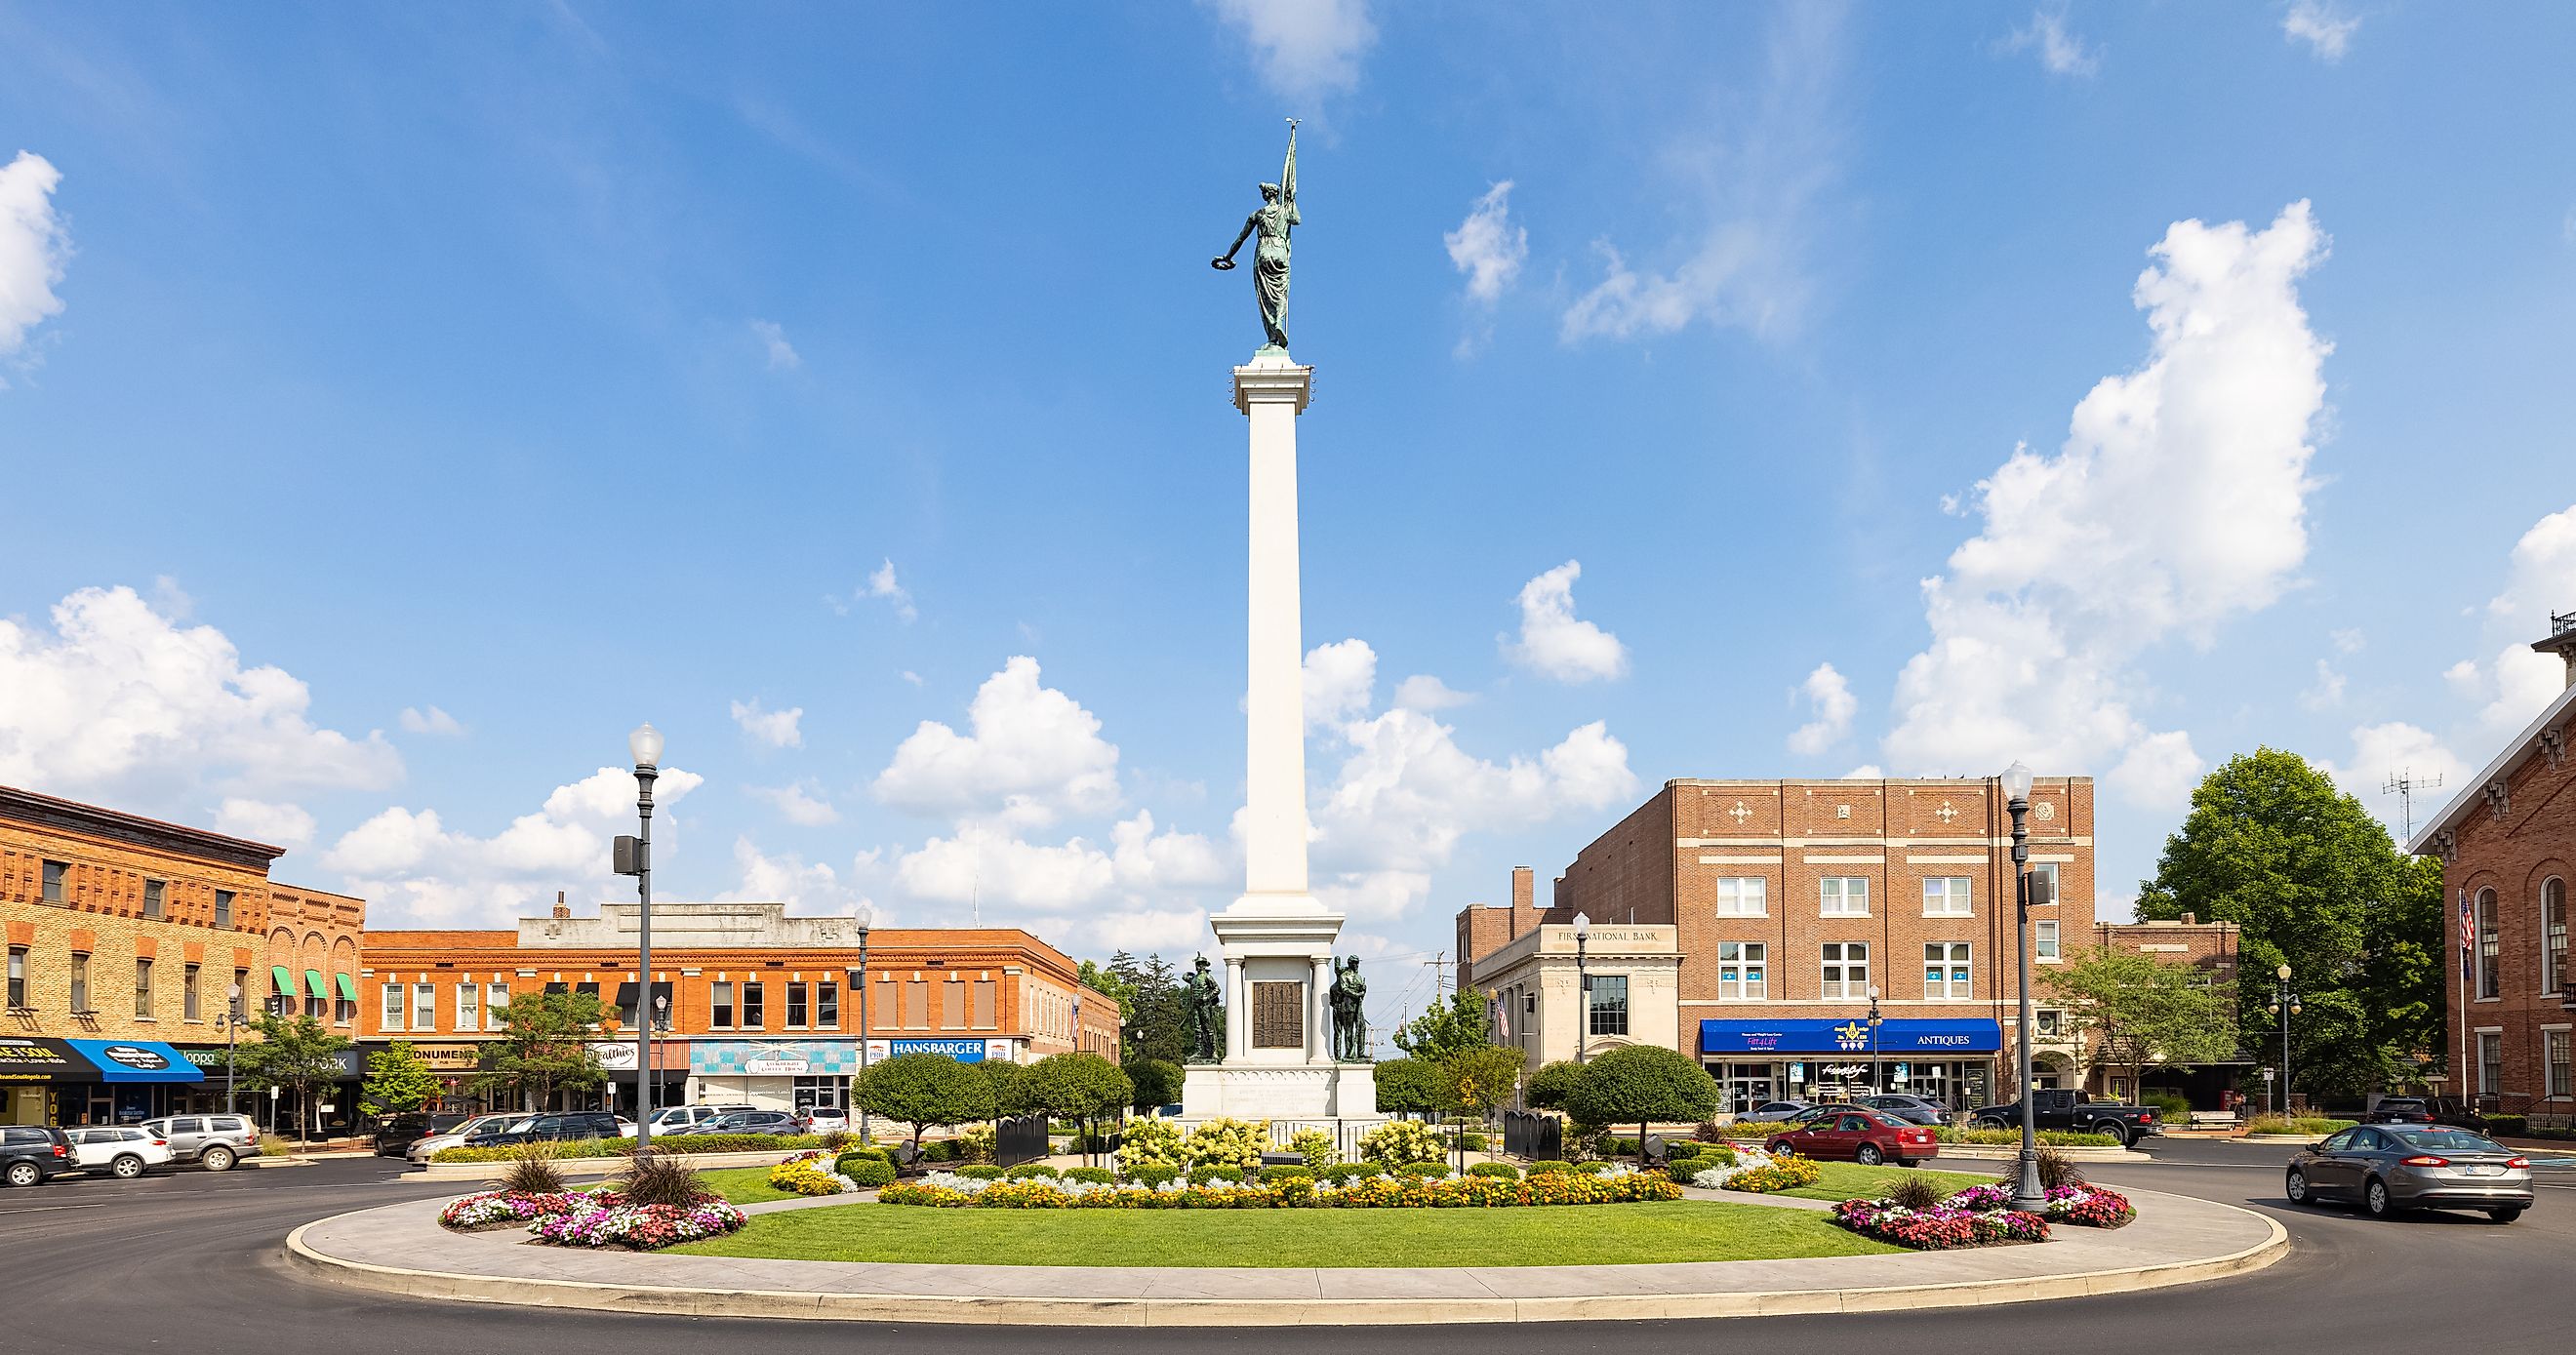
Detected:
[412,1043,485,1073]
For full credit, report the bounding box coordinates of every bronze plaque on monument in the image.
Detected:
[1250,980,1305,1049]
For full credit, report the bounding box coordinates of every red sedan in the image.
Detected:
[1767,1107,1940,1167]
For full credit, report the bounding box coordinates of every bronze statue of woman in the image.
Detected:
[1212,119,1300,352]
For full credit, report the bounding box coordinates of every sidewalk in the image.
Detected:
[286,1181,2285,1326]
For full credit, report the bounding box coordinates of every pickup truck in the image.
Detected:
[1969,1089,2159,1146]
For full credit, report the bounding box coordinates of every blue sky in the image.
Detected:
[3,3,2572,1027]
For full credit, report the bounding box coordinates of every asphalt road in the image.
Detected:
[2,1139,2568,1353]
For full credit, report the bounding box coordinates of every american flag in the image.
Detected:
[2460,891,2475,953]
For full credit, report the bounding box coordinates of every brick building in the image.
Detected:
[359,898,1121,1116]
[1456,777,2096,1114]
[2087,917,2247,1108]
[0,785,367,1127]
[2411,616,2576,1129]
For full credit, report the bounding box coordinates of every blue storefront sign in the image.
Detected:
[1698,1018,2001,1056]
[63,1039,207,1084]
[888,1038,988,1063]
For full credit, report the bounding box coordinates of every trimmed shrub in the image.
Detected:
[1187,1165,1247,1186]
[953,1123,996,1164]
[1452,1131,1489,1152]
[1115,1117,1187,1173]
[1183,1118,1273,1171]
[1934,1126,2123,1148]
[1259,1166,1314,1185]
[1572,1160,1612,1176]
[1395,1161,1451,1179]
[1357,1119,1446,1166]
[1003,1164,1061,1180]
[837,1145,891,1162]
[953,1164,1006,1180]
[838,1156,896,1189]
[1318,1162,1385,1185]
[1526,1159,1574,1176]
[2139,1092,2192,1128]
[921,1138,958,1163]
[2487,1114,2530,1136]
[1128,1164,1182,1187]
[1064,1167,1115,1185]
[1467,1162,1520,1180]
[1290,1127,1337,1170]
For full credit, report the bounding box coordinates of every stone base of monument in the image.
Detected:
[1179,1062,1381,1121]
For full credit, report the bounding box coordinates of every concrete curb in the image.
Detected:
[283,1191,2290,1327]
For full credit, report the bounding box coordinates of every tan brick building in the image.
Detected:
[1456,777,2096,1114]
[1,785,366,1127]
[2412,617,2576,1129]
[359,898,1121,1115]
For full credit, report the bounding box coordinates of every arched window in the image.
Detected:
[2544,878,2567,996]
[2475,889,2500,1000]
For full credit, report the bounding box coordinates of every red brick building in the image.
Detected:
[2412,618,2576,1130]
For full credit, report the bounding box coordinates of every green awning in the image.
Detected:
[270,965,295,998]
[303,969,329,1000]
[335,973,358,1003]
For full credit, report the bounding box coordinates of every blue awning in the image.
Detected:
[1699,1018,2002,1056]
[63,1039,207,1084]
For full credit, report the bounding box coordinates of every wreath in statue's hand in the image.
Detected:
[1210,257,1236,270]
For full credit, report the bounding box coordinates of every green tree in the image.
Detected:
[1125,1057,1183,1112]
[1371,1056,1443,1118]
[1104,952,1189,1066]
[1563,1045,1717,1155]
[470,988,607,1112]
[2138,748,2445,1097]
[1441,1045,1528,1123]
[981,1057,1033,1117]
[232,1014,351,1147]
[2042,945,2239,1096]
[855,1052,995,1153]
[1026,1052,1134,1153]
[1525,1058,1585,1111]
[1391,988,1492,1063]
[360,1041,443,1119]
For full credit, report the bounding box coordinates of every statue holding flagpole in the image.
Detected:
[1212,119,1300,352]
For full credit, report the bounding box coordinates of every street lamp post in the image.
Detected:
[1866,985,1883,1096]
[850,914,872,1146]
[2002,760,2046,1214]
[614,722,664,1154]
[1572,911,1592,1065]
[220,983,251,1114]
[2268,965,2301,1117]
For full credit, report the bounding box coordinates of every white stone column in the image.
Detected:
[1309,956,1332,1063]
[1225,956,1247,1060]
[1233,355,1315,901]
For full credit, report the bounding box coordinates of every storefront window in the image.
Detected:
[1821,942,1869,999]
[1585,975,1628,1036]
[1923,942,1971,998]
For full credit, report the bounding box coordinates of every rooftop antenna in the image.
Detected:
[2382,768,2443,841]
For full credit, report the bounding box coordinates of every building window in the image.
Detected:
[231,969,248,1018]
[68,952,90,1013]
[486,982,509,1030]
[1821,942,1870,999]
[1717,942,1766,1001]
[2476,889,2501,999]
[2544,878,2567,996]
[213,890,234,930]
[1820,877,1870,917]
[1714,877,1767,917]
[183,964,201,1020]
[710,982,736,1029]
[335,988,356,1025]
[741,982,766,1030]
[1923,877,1972,917]
[2028,862,2061,908]
[904,980,930,1029]
[2478,1031,2505,1096]
[8,946,28,1009]
[1585,974,1629,1037]
[2036,1008,2063,1038]
[42,859,68,904]
[2547,1030,2572,1100]
[143,880,165,921]
[2036,921,2061,962]
[458,983,479,1031]
[412,982,435,1031]
[135,959,155,1017]
[817,981,840,1029]
[382,982,405,1030]
[1924,942,1971,999]
[974,979,999,1028]
[787,983,810,1028]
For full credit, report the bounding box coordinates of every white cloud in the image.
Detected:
[1304,638,1376,730]
[2331,627,2365,655]
[1391,674,1474,712]
[1203,0,1376,101]
[2282,1,2360,61]
[900,669,924,687]
[1505,560,1630,683]
[746,780,839,826]
[1445,181,1527,306]
[2001,8,2101,77]
[1843,764,1886,779]
[825,558,918,622]
[2298,658,2347,712]
[715,835,863,909]
[1788,662,1857,755]
[1312,709,1636,886]
[872,656,1121,826]
[2445,501,2576,737]
[729,697,805,749]
[896,820,1117,911]
[0,584,402,811]
[2314,723,2470,837]
[2111,731,2205,812]
[398,705,465,737]
[749,318,801,370]
[1559,7,1840,344]
[0,151,68,370]
[1880,203,2330,802]
[1109,811,1230,891]
[215,797,316,851]
[323,765,703,926]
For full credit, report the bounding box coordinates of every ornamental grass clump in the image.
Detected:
[498,1145,567,1197]
[624,1151,719,1208]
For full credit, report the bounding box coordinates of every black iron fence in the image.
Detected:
[994,1112,1050,1168]
[1502,1109,1561,1160]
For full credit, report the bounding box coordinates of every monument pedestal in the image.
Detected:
[1179,902,1379,1122]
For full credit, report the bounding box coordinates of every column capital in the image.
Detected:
[1232,357,1312,414]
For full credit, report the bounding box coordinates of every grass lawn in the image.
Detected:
[1765,1161,1997,1203]
[697,1166,804,1206]
[666,1200,1900,1267]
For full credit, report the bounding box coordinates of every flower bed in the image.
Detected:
[437,1189,609,1231]
[530,1199,750,1249]
[767,1149,862,1197]
[1946,1181,2135,1228]
[1690,1146,1823,1193]
[1830,1197,2050,1249]
[876,1166,1684,1211]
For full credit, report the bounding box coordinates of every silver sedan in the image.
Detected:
[2286,1125,2535,1222]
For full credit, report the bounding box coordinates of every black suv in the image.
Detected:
[1,1125,74,1187]
[373,1112,471,1156]
[700,1110,802,1136]
[462,1112,622,1148]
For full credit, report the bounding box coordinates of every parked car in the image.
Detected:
[1,1125,75,1187]
[2362,1097,2436,1126]
[1969,1089,2160,1147]
[65,1126,176,1179]
[2286,1124,2534,1222]
[406,1113,529,1164]
[1861,1094,1953,1127]
[1767,1108,1940,1167]
[646,1103,758,1136]
[373,1112,472,1157]
[460,1112,621,1148]
[799,1107,850,1134]
[1741,1100,1818,1123]
[699,1110,802,1136]
[140,1114,262,1172]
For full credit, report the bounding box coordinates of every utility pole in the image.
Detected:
[1427,951,1449,994]
[2382,769,2443,842]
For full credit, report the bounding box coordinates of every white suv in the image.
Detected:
[65,1127,175,1179]
[140,1114,262,1172]
[647,1104,756,1135]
